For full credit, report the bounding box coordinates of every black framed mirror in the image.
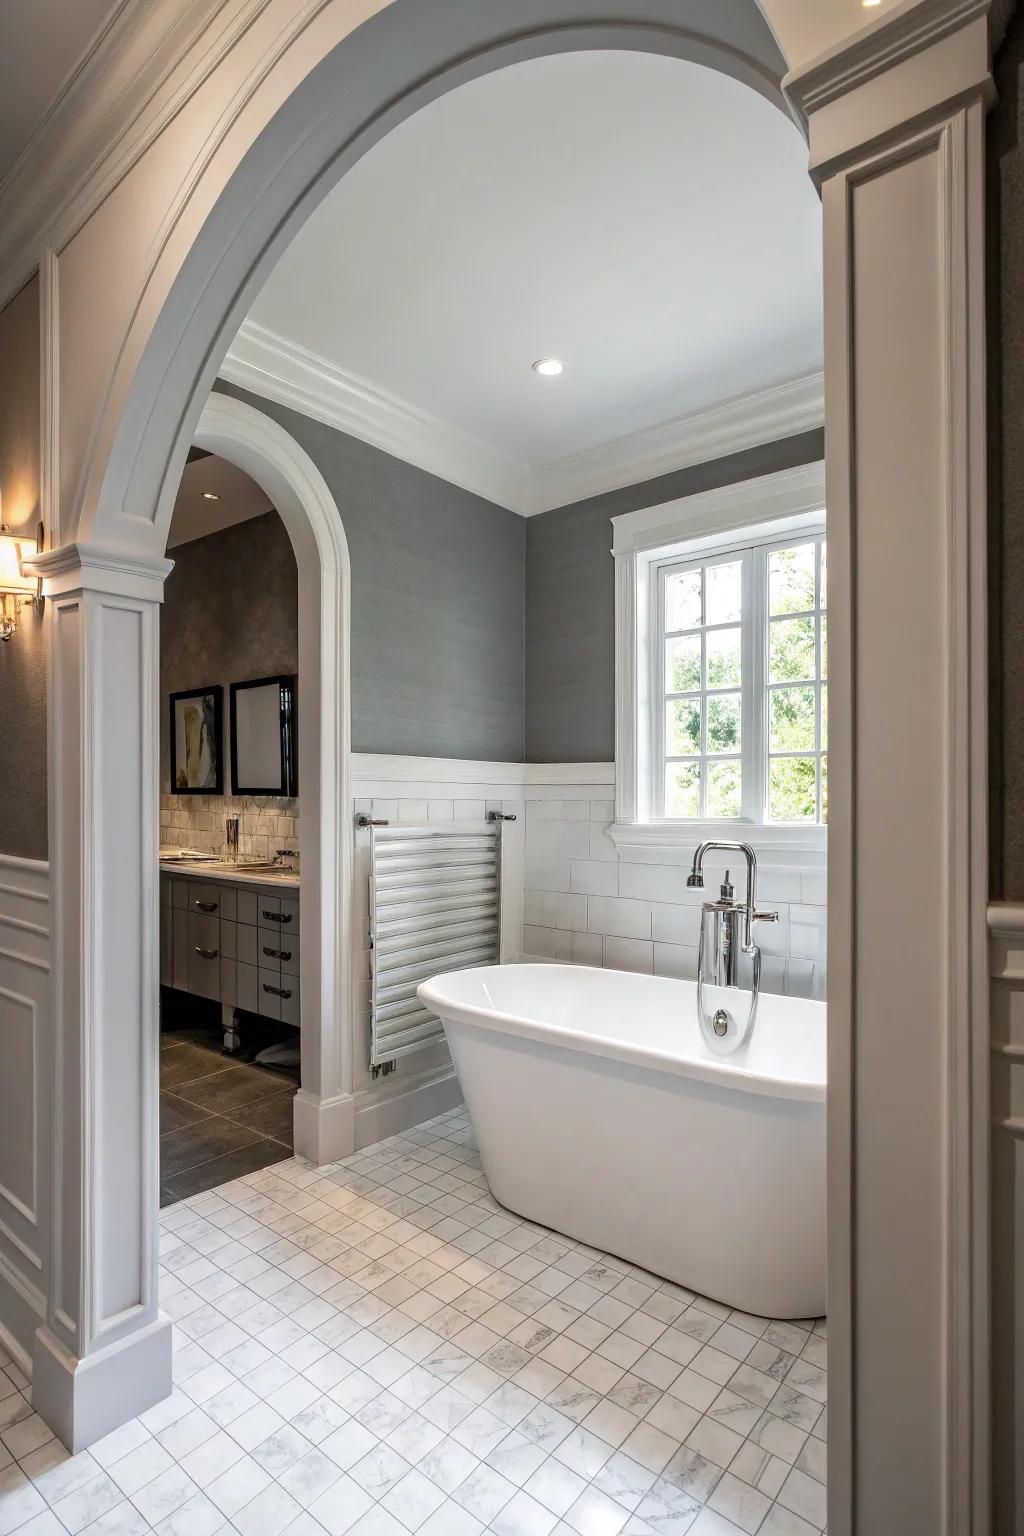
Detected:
[229,675,297,796]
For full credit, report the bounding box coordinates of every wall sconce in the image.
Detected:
[0,522,43,641]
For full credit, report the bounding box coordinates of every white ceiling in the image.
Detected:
[243,49,822,504]
[0,0,121,181]
[167,455,273,550]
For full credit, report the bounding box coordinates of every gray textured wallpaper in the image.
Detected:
[161,510,299,792]
[991,18,1024,899]
[0,274,46,862]
[525,429,826,763]
[216,383,526,762]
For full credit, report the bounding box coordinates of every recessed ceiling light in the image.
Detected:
[862,1,882,7]
[202,491,220,501]
[532,358,565,377]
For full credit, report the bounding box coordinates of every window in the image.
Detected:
[654,533,827,824]
[611,461,827,849]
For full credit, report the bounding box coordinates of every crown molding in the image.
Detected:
[785,0,1008,118]
[220,321,527,511]
[524,369,824,515]
[222,322,824,519]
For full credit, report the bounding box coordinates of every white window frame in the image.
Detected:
[610,460,827,858]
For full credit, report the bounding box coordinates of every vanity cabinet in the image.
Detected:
[160,870,300,1038]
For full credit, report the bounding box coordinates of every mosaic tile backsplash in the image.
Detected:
[160,793,300,861]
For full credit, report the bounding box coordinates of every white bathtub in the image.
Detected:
[418,963,826,1319]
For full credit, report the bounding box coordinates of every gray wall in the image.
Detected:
[161,510,298,792]
[991,18,1024,901]
[0,274,47,862]
[217,384,526,762]
[525,429,827,762]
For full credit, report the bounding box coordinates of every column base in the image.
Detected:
[293,1089,356,1164]
[32,1315,172,1453]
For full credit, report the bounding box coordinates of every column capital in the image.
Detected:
[29,541,173,602]
[785,0,1013,177]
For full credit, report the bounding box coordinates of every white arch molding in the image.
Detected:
[192,392,355,1164]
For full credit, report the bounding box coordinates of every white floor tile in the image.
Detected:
[3,1108,824,1536]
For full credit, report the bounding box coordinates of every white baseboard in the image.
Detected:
[293,1090,356,1165]
[355,1066,463,1149]
[32,1316,172,1453]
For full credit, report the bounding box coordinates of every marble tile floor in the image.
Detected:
[0,1107,827,1536]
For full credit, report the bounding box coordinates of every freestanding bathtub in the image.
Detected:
[418,963,826,1319]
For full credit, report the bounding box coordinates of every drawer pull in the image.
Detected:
[262,982,292,999]
[194,945,219,960]
[261,909,292,924]
[262,946,292,962]
[194,899,218,913]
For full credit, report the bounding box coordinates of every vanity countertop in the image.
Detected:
[159,855,300,890]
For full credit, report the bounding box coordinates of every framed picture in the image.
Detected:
[230,675,297,797]
[170,686,224,794]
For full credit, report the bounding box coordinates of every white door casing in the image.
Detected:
[192,392,355,1164]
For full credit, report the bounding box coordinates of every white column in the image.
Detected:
[291,546,356,1165]
[30,543,173,1452]
[786,3,1004,1531]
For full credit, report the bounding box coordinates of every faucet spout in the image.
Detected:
[688,840,764,952]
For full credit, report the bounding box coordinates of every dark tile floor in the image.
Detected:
[159,998,299,1206]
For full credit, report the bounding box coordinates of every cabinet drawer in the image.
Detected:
[189,882,222,917]
[220,918,237,961]
[188,913,221,1000]
[220,956,237,1007]
[172,878,188,911]
[237,961,257,1013]
[237,891,258,928]
[160,906,172,987]
[160,875,171,909]
[171,906,189,991]
[258,895,299,936]
[259,935,297,974]
[258,968,296,1022]
[219,886,237,922]
[236,923,258,967]
[280,979,300,1028]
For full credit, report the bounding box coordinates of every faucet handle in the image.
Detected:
[753,909,779,924]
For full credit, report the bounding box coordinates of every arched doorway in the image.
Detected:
[191,391,354,1165]
[32,6,803,1453]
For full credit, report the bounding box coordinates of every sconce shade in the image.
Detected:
[0,527,38,595]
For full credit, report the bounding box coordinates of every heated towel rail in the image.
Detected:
[368,822,501,1068]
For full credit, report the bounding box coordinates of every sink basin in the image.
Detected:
[160,853,296,876]
[213,860,281,872]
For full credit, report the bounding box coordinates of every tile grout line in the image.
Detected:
[0,1105,826,1536]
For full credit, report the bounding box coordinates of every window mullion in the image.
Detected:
[746,548,766,822]
[653,566,665,819]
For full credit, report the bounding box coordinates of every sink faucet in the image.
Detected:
[686,840,778,981]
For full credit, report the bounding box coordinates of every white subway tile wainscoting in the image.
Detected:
[0,1109,826,1536]
[522,791,826,1002]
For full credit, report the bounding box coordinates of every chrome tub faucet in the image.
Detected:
[686,840,778,1046]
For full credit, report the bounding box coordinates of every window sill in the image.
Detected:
[607,817,827,867]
